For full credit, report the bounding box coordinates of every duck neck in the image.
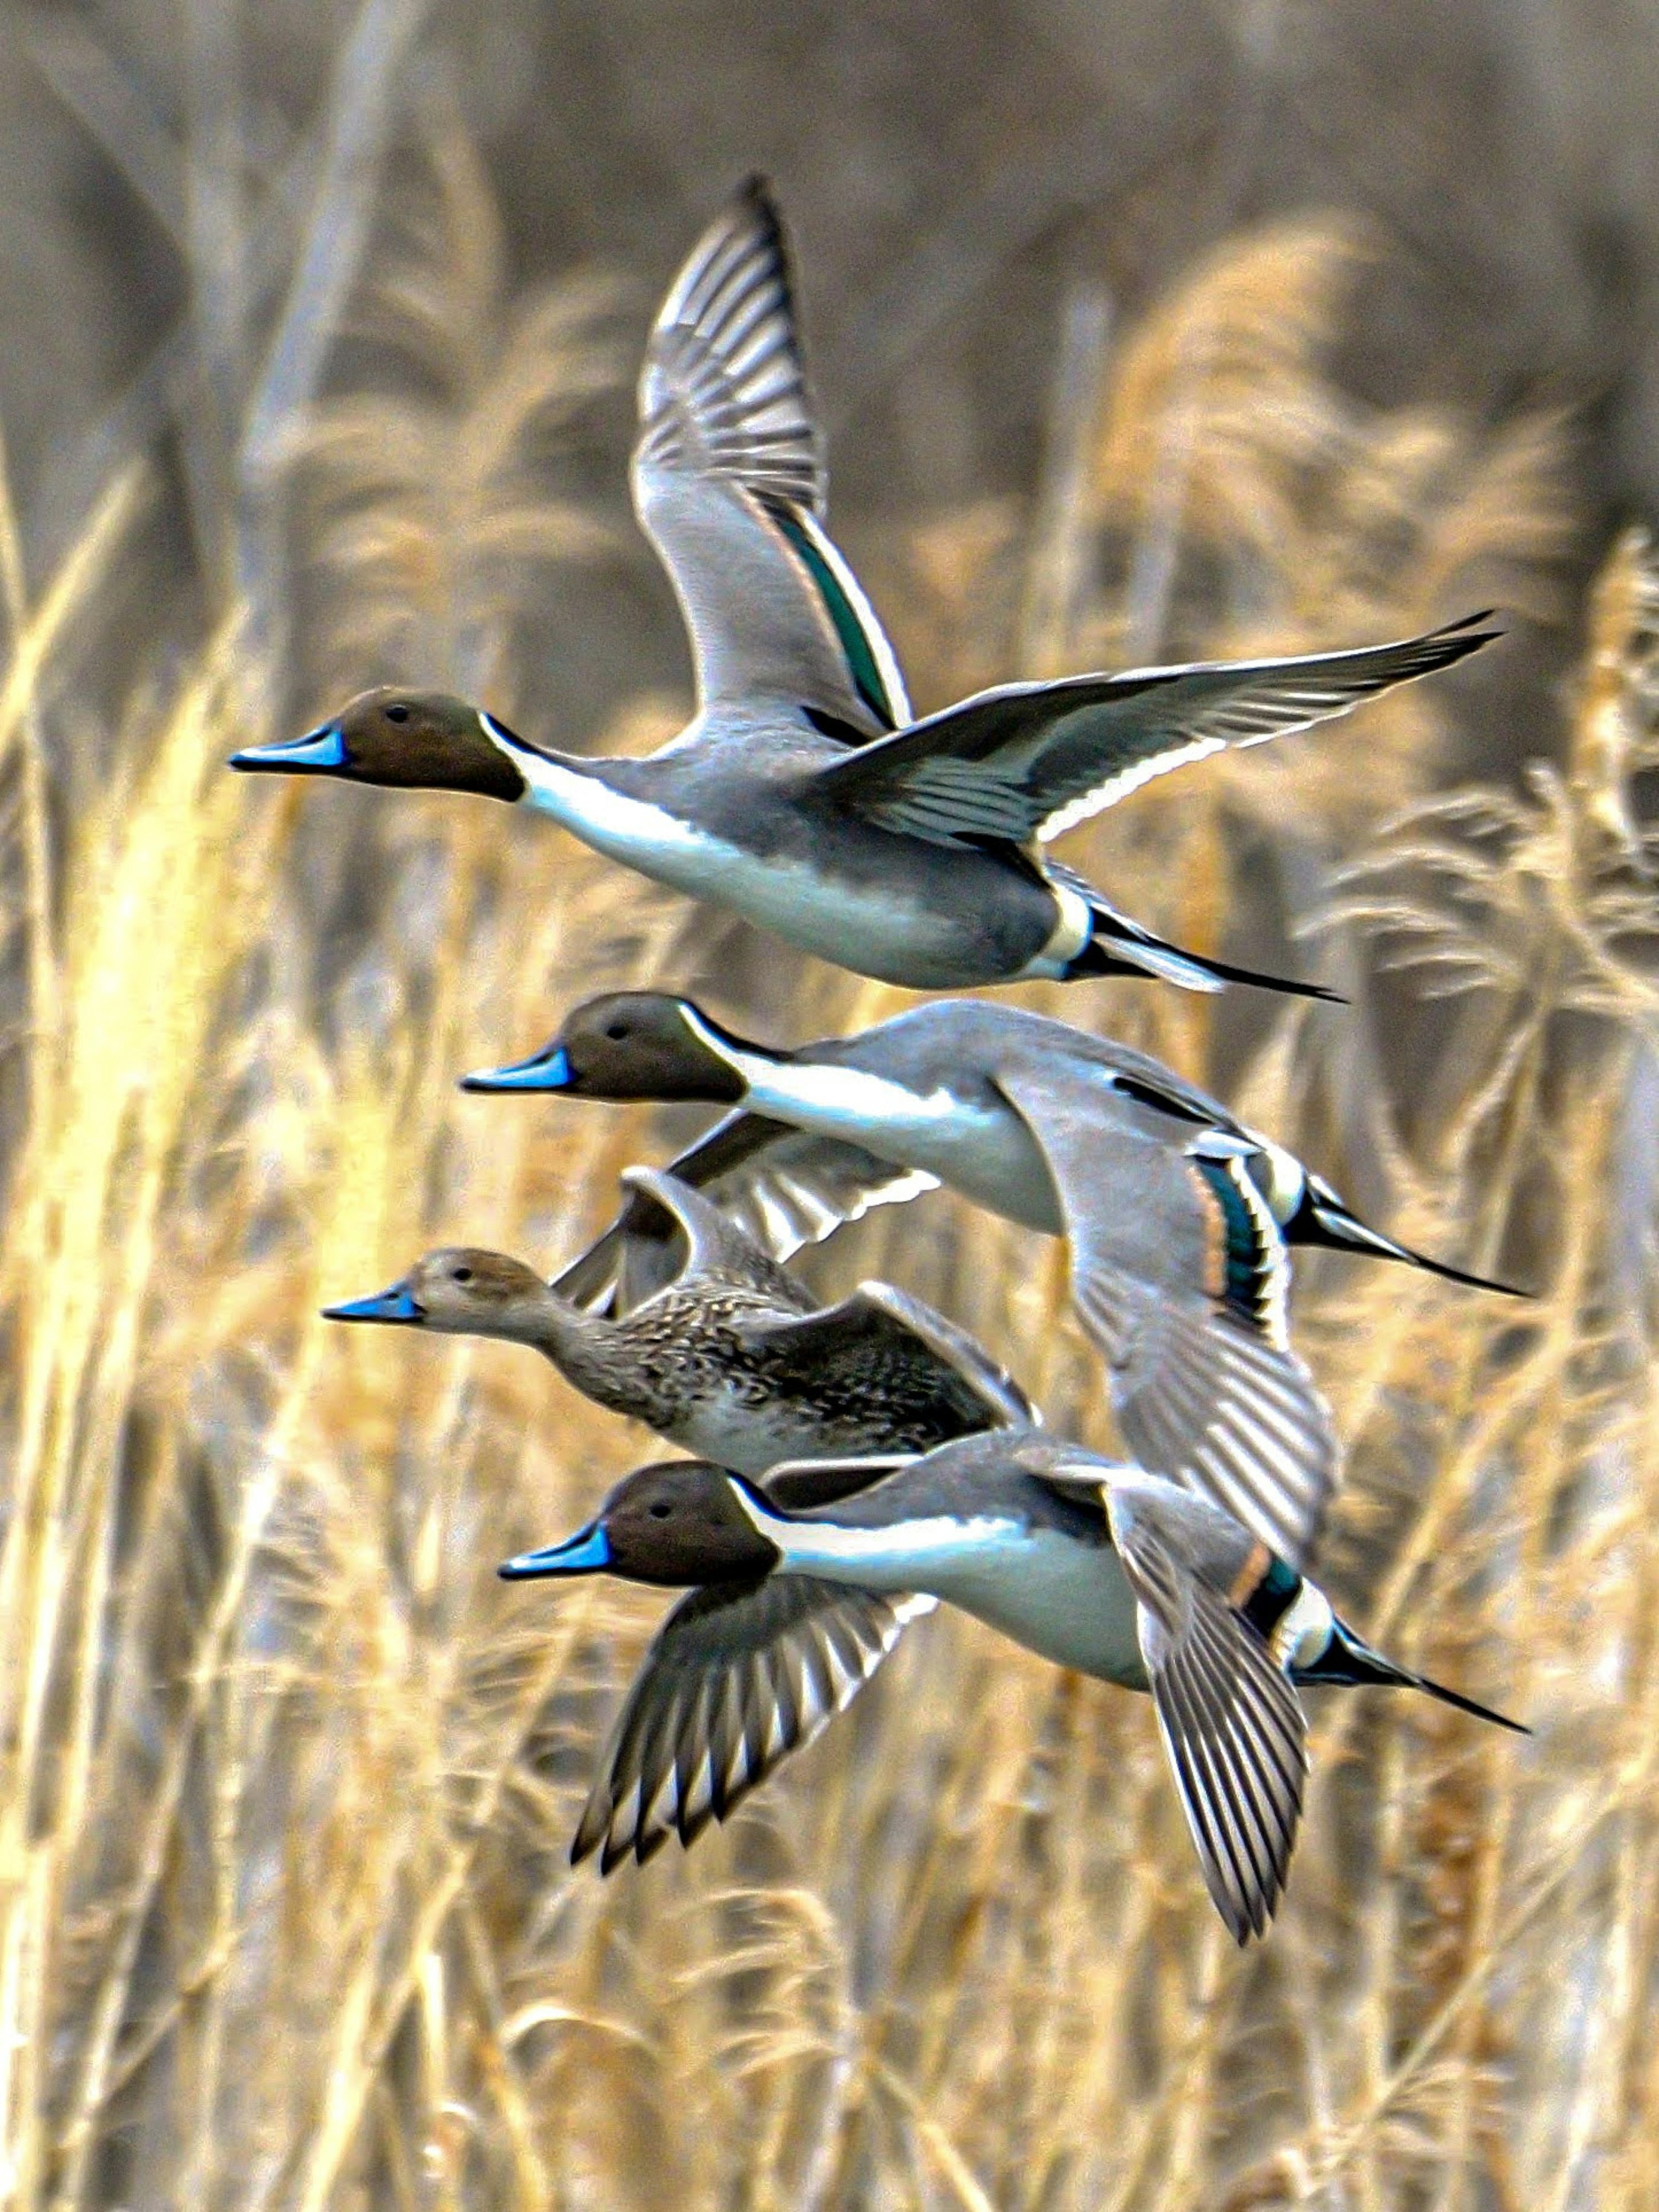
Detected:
[493,1291,636,1414]
[713,1042,951,1155]
[734,1484,1024,1599]
[477,718,725,886]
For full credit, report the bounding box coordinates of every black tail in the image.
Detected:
[1298,1619,1529,1734]
[1381,1237,1531,1301]
[1054,866,1345,1002]
[1292,1188,1531,1299]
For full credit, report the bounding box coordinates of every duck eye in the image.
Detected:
[649,1501,673,1520]
[605,1022,629,1042]
[385,703,410,724]
[451,1266,473,1285]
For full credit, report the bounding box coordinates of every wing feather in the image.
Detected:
[812,617,1499,847]
[995,1066,1335,1567]
[1106,1485,1308,1941]
[551,1112,937,1318]
[572,1577,933,1871]
[631,180,907,725]
[733,1280,1039,1437]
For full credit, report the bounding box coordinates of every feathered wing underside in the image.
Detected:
[547,1180,689,1317]
[1105,1484,1308,1941]
[811,615,1498,847]
[995,1068,1335,1567]
[637,176,823,514]
[734,1281,1041,1431]
[551,1112,939,1317]
[613,1167,813,1309]
[631,179,908,725]
[571,1576,934,1871]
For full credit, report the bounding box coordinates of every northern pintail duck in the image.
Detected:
[466,993,1523,1567]
[501,1431,1523,1939]
[230,179,1497,998]
[322,1166,1033,1475]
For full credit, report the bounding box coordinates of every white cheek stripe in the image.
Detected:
[675,1001,763,1087]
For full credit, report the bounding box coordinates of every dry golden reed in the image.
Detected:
[0,114,1646,2212]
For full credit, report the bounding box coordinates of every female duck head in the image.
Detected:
[231,689,528,801]
[463,991,752,1102]
[499,1460,781,1587]
[323,1248,553,1340]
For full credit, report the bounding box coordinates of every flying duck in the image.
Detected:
[464,993,1523,1568]
[322,1166,1034,1475]
[500,1432,1524,1940]
[229,178,1497,998]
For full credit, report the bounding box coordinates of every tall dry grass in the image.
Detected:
[0,90,1650,2212]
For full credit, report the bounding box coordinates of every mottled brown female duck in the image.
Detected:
[324,1166,1034,1473]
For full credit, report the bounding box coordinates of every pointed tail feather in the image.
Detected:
[1369,1235,1530,1301]
[1065,899,1346,1002]
[1408,1668,1530,1735]
[1300,1195,1531,1298]
[1300,1619,1529,1734]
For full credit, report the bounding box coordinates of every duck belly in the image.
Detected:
[666,1386,863,1479]
[943,1532,1147,1688]
[773,1517,1147,1688]
[667,836,1041,989]
[513,755,1050,988]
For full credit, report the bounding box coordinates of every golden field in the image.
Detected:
[2,51,1657,2212]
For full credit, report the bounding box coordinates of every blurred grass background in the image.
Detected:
[2,0,1658,2203]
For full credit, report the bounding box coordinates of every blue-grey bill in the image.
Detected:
[499,1524,611,1579]
[321,1284,423,1324]
[461,1045,571,1093]
[230,725,348,772]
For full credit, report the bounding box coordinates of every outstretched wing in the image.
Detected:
[811,617,1497,847]
[550,1111,938,1318]
[734,1280,1041,1434]
[632,178,908,728]
[1105,1481,1308,1942]
[995,1065,1335,1568]
[571,1576,933,1871]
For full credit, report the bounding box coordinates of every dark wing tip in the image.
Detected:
[597,1830,631,1878]
[735,171,779,214]
[1418,610,1506,664]
[636,1823,677,1867]
[570,1794,611,1868]
[729,174,788,266]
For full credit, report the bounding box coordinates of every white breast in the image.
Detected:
[509,753,721,879]
[506,753,974,985]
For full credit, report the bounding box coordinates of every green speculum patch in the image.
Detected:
[766,502,899,730]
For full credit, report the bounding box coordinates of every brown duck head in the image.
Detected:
[230,688,529,801]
